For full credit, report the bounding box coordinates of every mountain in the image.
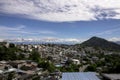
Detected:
[81,36,120,52]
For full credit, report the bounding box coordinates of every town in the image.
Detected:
[0,37,120,80]
[1,0,120,80]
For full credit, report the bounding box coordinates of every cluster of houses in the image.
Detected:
[0,60,43,80]
[3,43,115,71]
[0,60,63,80]
[0,42,120,80]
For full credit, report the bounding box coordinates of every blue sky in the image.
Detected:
[0,0,120,42]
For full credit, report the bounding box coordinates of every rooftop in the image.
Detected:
[102,74,120,80]
[62,72,100,80]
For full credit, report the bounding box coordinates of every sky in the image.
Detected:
[0,0,120,42]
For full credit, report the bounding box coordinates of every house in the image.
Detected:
[72,59,80,65]
[0,61,7,70]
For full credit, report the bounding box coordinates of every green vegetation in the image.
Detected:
[38,61,55,72]
[85,64,97,71]
[29,50,55,72]
[85,54,120,73]
[29,50,41,62]
[60,64,80,72]
[58,59,80,72]
[0,43,25,60]
[7,71,16,80]
[103,54,120,73]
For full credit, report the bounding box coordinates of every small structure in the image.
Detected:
[72,59,80,65]
[102,74,120,80]
[62,72,100,80]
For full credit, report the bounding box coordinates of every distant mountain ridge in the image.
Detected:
[4,38,80,45]
[81,36,120,52]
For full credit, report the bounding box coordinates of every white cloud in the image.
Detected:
[0,39,4,42]
[0,0,120,22]
[90,25,120,36]
[108,37,120,41]
[0,25,34,35]
[38,31,56,35]
[0,25,56,38]
[7,37,83,44]
[0,25,25,31]
[38,37,84,43]
[0,25,27,37]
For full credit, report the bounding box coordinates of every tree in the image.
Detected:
[85,64,96,71]
[9,43,15,48]
[65,59,73,66]
[38,61,55,72]
[0,46,18,60]
[7,71,16,80]
[29,50,41,62]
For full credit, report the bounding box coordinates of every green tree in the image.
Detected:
[29,50,41,62]
[7,71,16,80]
[9,43,15,48]
[38,61,55,72]
[85,64,96,71]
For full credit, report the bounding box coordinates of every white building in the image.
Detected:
[72,59,80,65]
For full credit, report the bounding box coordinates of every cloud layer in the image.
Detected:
[0,0,120,22]
[0,25,56,38]
[0,25,84,43]
[108,37,120,42]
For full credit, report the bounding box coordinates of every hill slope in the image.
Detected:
[115,41,120,45]
[81,37,120,52]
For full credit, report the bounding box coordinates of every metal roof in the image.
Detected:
[62,72,100,80]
